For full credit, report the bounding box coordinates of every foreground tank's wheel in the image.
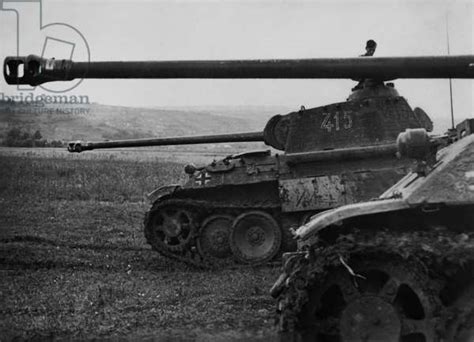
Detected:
[197,215,233,262]
[446,282,474,342]
[230,211,281,264]
[145,205,196,253]
[454,310,474,342]
[300,258,439,342]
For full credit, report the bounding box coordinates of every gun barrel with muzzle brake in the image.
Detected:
[68,131,265,153]
[4,54,474,86]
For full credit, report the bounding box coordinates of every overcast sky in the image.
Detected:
[0,0,472,132]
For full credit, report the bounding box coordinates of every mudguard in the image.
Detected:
[147,184,181,203]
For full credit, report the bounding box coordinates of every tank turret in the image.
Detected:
[4,51,474,267]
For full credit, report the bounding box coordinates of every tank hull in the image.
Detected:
[141,95,434,266]
[143,147,413,266]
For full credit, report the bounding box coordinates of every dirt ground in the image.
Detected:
[0,153,280,341]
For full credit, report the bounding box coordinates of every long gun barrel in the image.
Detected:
[4,54,474,86]
[68,131,264,153]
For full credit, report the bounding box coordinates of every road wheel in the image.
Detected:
[230,210,281,264]
[197,214,233,263]
[445,282,474,342]
[299,256,440,342]
[454,310,474,342]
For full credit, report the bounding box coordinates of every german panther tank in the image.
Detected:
[271,119,474,341]
[4,52,474,267]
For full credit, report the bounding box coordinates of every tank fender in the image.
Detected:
[147,184,181,203]
[296,198,408,241]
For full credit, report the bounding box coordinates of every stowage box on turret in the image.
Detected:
[4,51,474,267]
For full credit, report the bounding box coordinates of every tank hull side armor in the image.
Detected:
[144,142,414,266]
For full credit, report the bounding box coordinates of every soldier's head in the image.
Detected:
[365,39,377,56]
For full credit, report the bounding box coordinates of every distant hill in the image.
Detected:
[0,101,290,147]
[152,105,292,129]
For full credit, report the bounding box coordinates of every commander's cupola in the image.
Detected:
[347,39,400,101]
[347,80,400,101]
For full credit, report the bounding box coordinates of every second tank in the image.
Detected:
[4,50,473,267]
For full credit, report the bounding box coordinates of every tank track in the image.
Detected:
[275,228,474,341]
[143,197,286,268]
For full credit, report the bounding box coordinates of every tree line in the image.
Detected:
[2,128,64,147]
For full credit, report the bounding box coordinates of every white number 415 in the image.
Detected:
[321,112,353,132]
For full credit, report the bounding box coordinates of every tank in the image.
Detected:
[4,52,474,267]
[271,119,474,341]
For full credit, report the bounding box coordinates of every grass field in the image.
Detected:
[0,149,278,340]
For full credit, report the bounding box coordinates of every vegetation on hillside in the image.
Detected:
[2,128,64,147]
[0,100,274,144]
